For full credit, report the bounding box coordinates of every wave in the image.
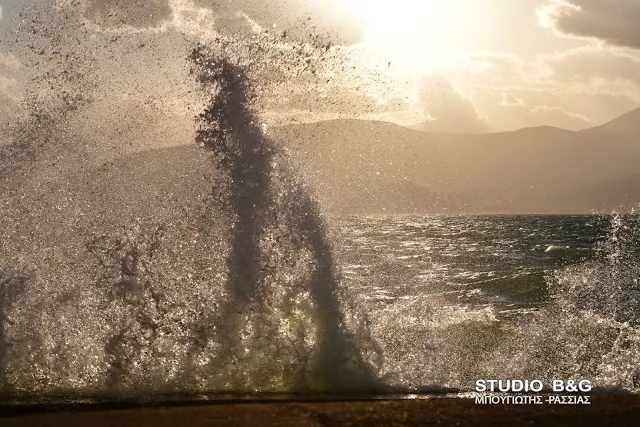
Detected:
[363,211,640,392]
[1,3,639,397]
[0,35,381,397]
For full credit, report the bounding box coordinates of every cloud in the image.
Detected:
[192,0,364,44]
[500,93,524,107]
[481,95,594,131]
[450,52,553,90]
[447,44,640,130]
[473,87,604,131]
[417,75,489,133]
[544,45,640,84]
[500,93,526,107]
[528,105,593,127]
[82,0,364,45]
[541,0,640,49]
[538,46,640,103]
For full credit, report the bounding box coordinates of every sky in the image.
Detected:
[1,0,640,132]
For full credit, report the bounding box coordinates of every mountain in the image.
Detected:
[582,107,640,136]
[2,108,639,218]
[270,113,640,214]
[409,118,491,134]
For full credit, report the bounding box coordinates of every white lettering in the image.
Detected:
[552,380,564,392]
[579,380,592,392]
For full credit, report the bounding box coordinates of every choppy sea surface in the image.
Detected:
[2,208,639,400]
[337,215,608,319]
[334,214,640,392]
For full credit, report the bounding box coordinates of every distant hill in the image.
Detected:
[271,111,640,214]
[582,107,640,136]
[2,107,639,218]
[409,118,490,134]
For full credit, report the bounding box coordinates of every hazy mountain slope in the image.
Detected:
[3,110,639,221]
[272,116,640,214]
[582,107,640,136]
[409,118,490,134]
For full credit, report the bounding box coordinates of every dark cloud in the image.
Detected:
[545,0,640,49]
[84,0,173,28]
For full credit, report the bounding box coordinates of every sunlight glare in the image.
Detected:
[345,0,471,72]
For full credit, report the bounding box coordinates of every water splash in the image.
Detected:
[2,1,638,399]
[360,211,640,392]
[188,43,379,392]
[0,36,380,397]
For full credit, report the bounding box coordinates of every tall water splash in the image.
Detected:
[0,36,380,396]
[187,44,379,392]
[0,3,383,396]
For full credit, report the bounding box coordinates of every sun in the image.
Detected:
[344,0,471,73]
[348,0,457,43]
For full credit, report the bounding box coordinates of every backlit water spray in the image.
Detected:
[1,2,639,400]
[185,43,379,392]
[0,9,381,393]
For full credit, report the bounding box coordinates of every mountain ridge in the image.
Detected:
[269,107,640,214]
[295,105,640,137]
[3,107,639,216]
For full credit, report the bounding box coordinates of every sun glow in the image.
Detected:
[345,0,475,72]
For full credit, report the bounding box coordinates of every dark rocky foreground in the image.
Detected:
[2,395,640,426]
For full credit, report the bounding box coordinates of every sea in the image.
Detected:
[333,213,640,392]
[337,214,608,318]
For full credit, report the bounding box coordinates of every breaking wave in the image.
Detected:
[502,210,640,390]
[356,211,640,392]
[0,34,380,397]
[0,2,639,401]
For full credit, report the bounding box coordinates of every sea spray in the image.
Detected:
[188,43,379,392]
[2,0,639,399]
[0,31,381,395]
